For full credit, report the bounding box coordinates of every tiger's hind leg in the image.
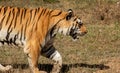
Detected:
[0,43,12,72]
[0,64,12,71]
[41,46,62,73]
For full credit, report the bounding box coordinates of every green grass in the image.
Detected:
[0,24,120,73]
[55,24,120,73]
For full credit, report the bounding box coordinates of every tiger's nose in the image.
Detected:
[82,30,87,35]
[84,30,88,34]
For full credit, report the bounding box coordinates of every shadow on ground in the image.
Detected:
[2,63,110,73]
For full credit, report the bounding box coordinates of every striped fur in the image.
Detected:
[0,6,87,73]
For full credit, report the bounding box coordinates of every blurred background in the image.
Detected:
[0,0,119,25]
[0,0,120,73]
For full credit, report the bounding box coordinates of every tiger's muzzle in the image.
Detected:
[69,27,87,40]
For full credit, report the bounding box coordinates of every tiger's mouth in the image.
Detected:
[71,33,85,40]
[69,29,78,40]
[69,30,87,40]
[70,33,77,39]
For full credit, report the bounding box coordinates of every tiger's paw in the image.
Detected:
[0,65,12,71]
[35,71,47,73]
[34,69,47,73]
[3,65,13,71]
[39,71,47,73]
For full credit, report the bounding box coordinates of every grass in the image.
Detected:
[0,0,120,73]
[0,24,120,73]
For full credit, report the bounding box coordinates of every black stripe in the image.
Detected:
[11,8,15,24]
[37,8,40,12]
[34,9,39,31]
[17,7,20,17]
[49,10,54,15]
[24,20,28,40]
[21,9,24,19]
[29,9,32,23]
[14,8,20,28]
[6,28,12,41]
[6,31,10,41]
[31,9,37,30]
[22,9,25,20]
[6,11,11,25]
[42,8,47,15]
[13,34,18,45]
[14,8,19,28]
[7,22,13,34]
[14,32,19,44]
[23,18,29,40]
[23,8,27,18]
[37,9,44,21]
[20,9,24,24]
[51,11,62,17]
[50,25,57,37]
[74,17,77,21]
[45,10,50,17]
[7,8,15,32]
[33,9,37,20]
[6,27,12,41]
[4,7,8,14]
[41,45,56,58]
[0,16,5,30]
[0,8,1,13]
[20,25,23,40]
[42,45,53,53]
[54,17,65,26]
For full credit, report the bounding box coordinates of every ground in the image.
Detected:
[0,0,120,73]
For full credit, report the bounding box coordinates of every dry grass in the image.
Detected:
[0,24,120,73]
[0,0,119,25]
[0,0,120,73]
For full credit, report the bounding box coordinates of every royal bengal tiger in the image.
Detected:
[0,6,87,73]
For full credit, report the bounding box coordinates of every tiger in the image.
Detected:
[0,6,87,73]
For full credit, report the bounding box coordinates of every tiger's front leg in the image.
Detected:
[41,45,62,73]
[51,51,62,73]
[24,42,47,73]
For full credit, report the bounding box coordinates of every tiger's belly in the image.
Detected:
[0,30,26,47]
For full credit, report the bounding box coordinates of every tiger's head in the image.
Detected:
[50,9,87,40]
[66,9,87,40]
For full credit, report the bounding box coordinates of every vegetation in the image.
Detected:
[0,0,120,73]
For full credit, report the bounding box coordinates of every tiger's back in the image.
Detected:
[0,6,52,46]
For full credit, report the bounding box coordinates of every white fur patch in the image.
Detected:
[58,28,69,35]
[77,19,82,23]
[0,30,7,41]
[51,51,62,64]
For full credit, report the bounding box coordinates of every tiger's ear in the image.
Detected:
[66,9,73,20]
